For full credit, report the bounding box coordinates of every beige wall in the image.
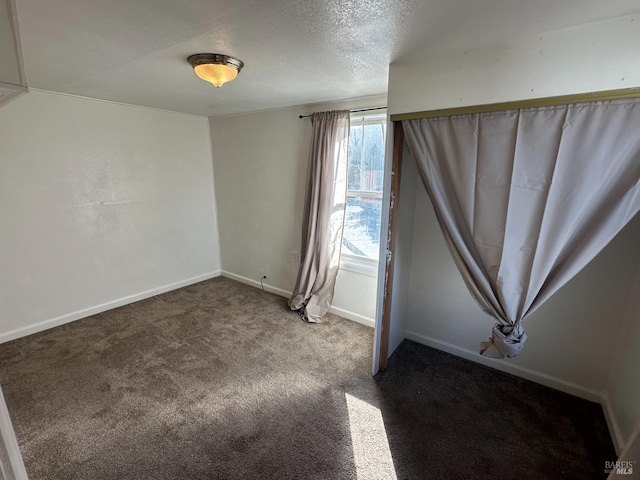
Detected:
[0,90,221,341]
[209,95,386,326]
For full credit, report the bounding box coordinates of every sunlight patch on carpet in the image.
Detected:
[345,392,397,480]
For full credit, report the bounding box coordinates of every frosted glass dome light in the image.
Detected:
[188,54,244,88]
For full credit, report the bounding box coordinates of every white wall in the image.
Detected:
[605,265,640,451]
[389,14,640,116]
[209,95,386,326]
[386,13,640,400]
[0,0,27,107]
[0,0,22,86]
[0,90,221,342]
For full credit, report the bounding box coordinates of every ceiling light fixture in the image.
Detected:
[188,53,244,88]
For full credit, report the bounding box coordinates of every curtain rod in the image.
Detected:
[298,106,386,119]
[390,87,640,122]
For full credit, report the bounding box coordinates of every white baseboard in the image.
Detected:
[404,330,603,403]
[602,394,625,455]
[221,270,291,297]
[221,270,374,328]
[0,271,221,344]
[328,306,375,328]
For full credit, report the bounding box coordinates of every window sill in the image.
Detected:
[340,255,379,277]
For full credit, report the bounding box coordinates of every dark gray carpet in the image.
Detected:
[0,277,615,479]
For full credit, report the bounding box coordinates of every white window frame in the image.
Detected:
[340,110,387,276]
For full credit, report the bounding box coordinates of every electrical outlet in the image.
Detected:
[292,250,300,263]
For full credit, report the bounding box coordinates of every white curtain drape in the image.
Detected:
[289,110,350,322]
[403,99,640,358]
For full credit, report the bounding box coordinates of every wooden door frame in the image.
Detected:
[377,121,404,371]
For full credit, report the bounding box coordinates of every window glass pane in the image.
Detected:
[363,123,385,192]
[348,125,363,191]
[343,115,386,263]
[342,196,382,260]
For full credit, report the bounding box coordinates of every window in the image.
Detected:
[341,111,387,270]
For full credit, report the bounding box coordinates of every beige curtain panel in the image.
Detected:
[403,99,640,358]
[289,110,350,322]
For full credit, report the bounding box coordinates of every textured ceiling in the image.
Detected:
[14,0,640,116]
